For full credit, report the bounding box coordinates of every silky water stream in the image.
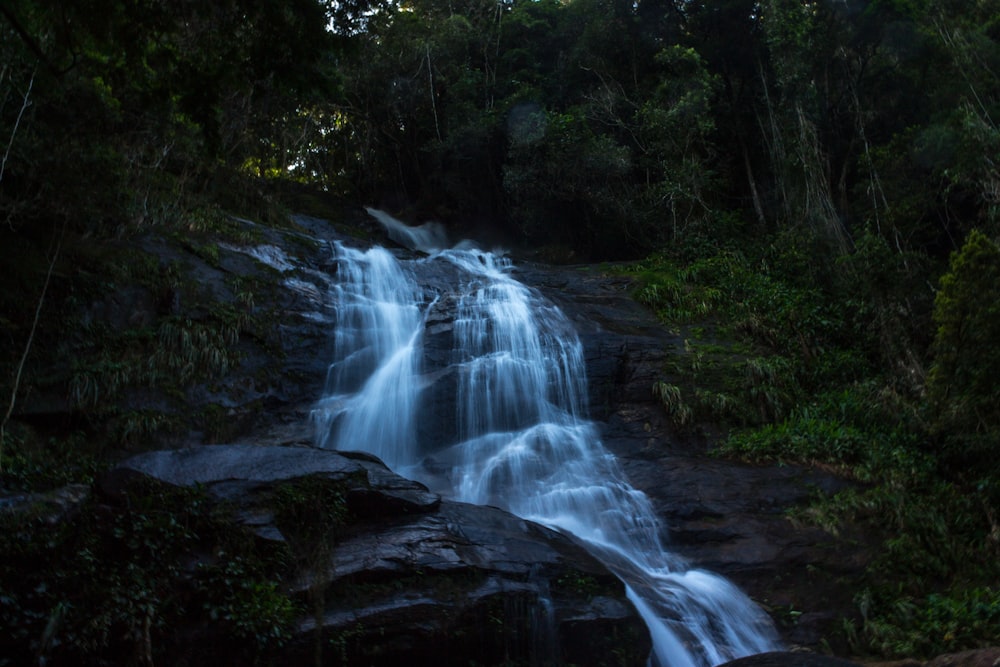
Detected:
[312,212,780,666]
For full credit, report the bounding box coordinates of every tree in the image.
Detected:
[503,107,634,255]
[756,0,859,252]
[927,229,1000,471]
[636,45,720,243]
[0,0,341,235]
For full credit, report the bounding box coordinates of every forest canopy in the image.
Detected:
[2,0,997,254]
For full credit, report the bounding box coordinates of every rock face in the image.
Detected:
[103,445,651,666]
[21,204,873,658]
[155,214,871,654]
[717,652,863,666]
[922,648,1000,667]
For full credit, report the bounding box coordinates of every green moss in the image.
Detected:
[272,474,353,551]
[554,571,614,599]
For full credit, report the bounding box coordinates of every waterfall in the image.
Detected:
[313,212,780,666]
[311,243,424,467]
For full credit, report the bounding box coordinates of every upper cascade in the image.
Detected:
[364,206,451,254]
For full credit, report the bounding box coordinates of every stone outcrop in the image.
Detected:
[102,444,651,666]
[727,648,1000,667]
[718,651,863,666]
[922,648,1000,667]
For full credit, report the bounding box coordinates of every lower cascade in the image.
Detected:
[312,211,780,666]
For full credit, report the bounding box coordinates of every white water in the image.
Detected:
[313,212,780,666]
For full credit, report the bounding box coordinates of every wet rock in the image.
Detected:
[925,648,1000,667]
[37,206,875,658]
[80,284,158,331]
[288,499,649,666]
[718,651,863,666]
[102,444,650,667]
[101,444,441,515]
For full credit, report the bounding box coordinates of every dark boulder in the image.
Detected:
[925,648,1000,667]
[101,444,651,666]
[717,651,863,666]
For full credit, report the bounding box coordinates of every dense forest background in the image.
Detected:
[2,0,1000,661]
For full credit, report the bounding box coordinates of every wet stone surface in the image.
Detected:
[103,444,651,666]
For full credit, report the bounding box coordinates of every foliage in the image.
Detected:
[854,587,1000,658]
[0,480,299,665]
[827,479,1000,658]
[631,219,1000,658]
[45,209,292,450]
[630,239,869,430]
[270,474,354,665]
[720,385,922,473]
[62,283,244,446]
[1,0,997,258]
[272,474,352,556]
[652,382,693,427]
[553,569,623,605]
[504,108,636,255]
[0,428,104,493]
[927,229,1000,474]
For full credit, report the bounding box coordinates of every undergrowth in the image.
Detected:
[628,243,864,431]
[0,479,299,666]
[628,227,1000,659]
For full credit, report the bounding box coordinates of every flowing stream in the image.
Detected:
[312,210,780,666]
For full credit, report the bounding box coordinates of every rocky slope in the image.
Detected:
[6,206,875,662]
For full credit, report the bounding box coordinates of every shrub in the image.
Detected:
[927,229,1000,474]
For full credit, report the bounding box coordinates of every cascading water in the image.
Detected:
[313,211,780,666]
[311,243,425,467]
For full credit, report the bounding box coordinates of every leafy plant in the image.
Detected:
[927,230,1000,476]
[0,428,103,493]
[272,475,352,552]
[721,414,867,466]
[838,482,1000,658]
[271,474,355,665]
[0,479,300,665]
[652,381,693,426]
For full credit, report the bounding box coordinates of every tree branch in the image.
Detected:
[1,222,63,473]
[0,5,75,77]
[0,67,34,186]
